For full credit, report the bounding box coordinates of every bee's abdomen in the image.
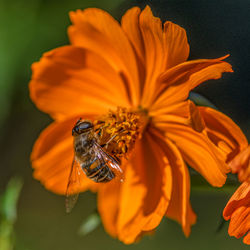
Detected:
[81,158,115,183]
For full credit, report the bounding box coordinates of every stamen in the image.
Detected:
[94,107,148,159]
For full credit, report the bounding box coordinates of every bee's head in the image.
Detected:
[72,119,93,136]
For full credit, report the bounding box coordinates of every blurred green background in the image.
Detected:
[0,0,249,249]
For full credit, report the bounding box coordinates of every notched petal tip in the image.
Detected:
[163,21,190,69]
[144,5,153,12]
[69,8,105,22]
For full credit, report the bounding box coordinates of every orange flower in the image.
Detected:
[223,182,250,245]
[29,6,246,243]
[222,143,250,245]
[189,102,250,245]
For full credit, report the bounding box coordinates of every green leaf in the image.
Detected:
[0,177,23,250]
[189,92,217,109]
[1,177,23,222]
[78,212,101,236]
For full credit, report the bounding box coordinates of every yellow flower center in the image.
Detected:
[93,107,148,159]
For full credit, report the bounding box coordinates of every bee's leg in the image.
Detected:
[113,155,121,164]
[101,134,117,148]
[97,129,102,137]
[94,121,106,138]
[101,129,125,148]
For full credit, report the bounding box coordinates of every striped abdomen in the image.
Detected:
[74,133,115,183]
[80,156,115,183]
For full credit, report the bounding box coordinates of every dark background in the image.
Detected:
[0,0,249,249]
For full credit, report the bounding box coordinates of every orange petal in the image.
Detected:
[223,182,250,244]
[150,101,190,126]
[31,117,97,195]
[158,122,229,186]
[152,56,233,111]
[139,6,165,107]
[121,7,145,66]
[229,146,250,182]
[116,131,172,244]
[163,21,189,69]
[188,101,206,133]
[139,131,173,232]
[152,101,230,186]
[30,46,131,120]
[228,206,250,239]
[199,107,248,162]
[121,6,190,107]
[150,128,196,236]
[97,179,121,237]
[68,8,140,106]
[223,182,250,220]
[121,7,145,98]
[243,232,250,245]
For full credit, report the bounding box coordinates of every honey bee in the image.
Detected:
[66,119,123,213]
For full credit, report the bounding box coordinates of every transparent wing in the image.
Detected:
[65,157,81,213]
[93,142,124,182]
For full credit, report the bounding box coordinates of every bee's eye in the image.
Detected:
[72,121,93,136]
[72,126,78,136]
[79,121,93,130]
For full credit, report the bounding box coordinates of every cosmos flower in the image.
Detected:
[188,99,250,244]
[223,181,250,245]
[29,6,247,244]
[193,106,250,244]
[221,143,250,245]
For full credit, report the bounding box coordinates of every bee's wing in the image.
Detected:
[65,157,81,213]
[94,142,124,182]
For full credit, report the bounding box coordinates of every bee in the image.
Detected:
[66,119,123,213]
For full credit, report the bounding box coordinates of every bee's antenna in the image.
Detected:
[76,118,82,124]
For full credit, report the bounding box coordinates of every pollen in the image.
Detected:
[94,107,148,159]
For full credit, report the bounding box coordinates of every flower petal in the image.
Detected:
[68,8,140,106]
[117,131,172,244]
[156,121,229,186]
[97,180,121,237]
[98,145,147,243]
[243,232,250,245]
[121,7,145,98]
[31,116,97,195]
[223,182,250,244]
[121,6,190,107]
[229,146,250,182]
[151,128,196,236]
[199,107,248,162]
[151,56,233,111]
[140,131,173,232]
[150,101,190,126]
[228,206,250,240]
[163,21,189,69]
[121,7,145,66]
[30,46,131,120]
[223,182,250,220]
[139,6,165,107]
[188,101,206,133]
